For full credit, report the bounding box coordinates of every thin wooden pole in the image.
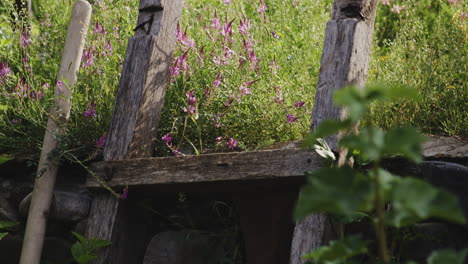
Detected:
[19,1,92,263]
[290,1,378,263]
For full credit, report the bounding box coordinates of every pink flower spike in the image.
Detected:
[224,0,232,4]
[96,134,107,149]
[286,114,299,123]
[20,32,32,48]
[84,100,97,118]
[239,16,252,36]
[294,101,305,108]
[162,133,172,145]
[226,137,238,150]
[213,74,222,89]
[390,5,403,14]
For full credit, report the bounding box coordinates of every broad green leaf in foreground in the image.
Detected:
[0,155,13,165]
[386,177,466,227]
[294,167,373,220]
[0,232,7,240]
[427,249,468,264]
[303,119,353,145]
[340,127,386,162]
[383,127,426,162]
[303,235,367,264]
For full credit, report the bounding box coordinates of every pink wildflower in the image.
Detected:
[120,187,128,200]
[239,16,252,36]
[213,74,223,89]
[96,134,107,149]
[20,32,32,48]
[224,0,232,4]
[176,24,195,51]
[0,62,12,84]
[390,5,403,14]
[162,133,172,145]
[94,22,106,35]
[226,137,238,150]
[82,48,95,68]
[103,40,113,57]
[286,114,299,123]
[84,100,97,118]
[210,12,222,31]
[294,101,305,108]
[257,0,268,14]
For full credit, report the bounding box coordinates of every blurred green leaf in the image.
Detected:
[0,232,7,240]
[304,120,353,145]
[340,127,386,162]
[303,235,367,264]
[386,177,466,227]
[294,167,373,220]
[427,249,468,264]
[72,231,87,245]
[334,86,368,122]
[383,127,426,162]
[89,239,112,249]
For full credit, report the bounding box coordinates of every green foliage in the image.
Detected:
[427,249,468,264]
[0,221,18,240]
[158,0,331,153]
[303,235,367,264]
[295,167,373,219]
[70,232,111,264]
[296,84,466,263]
[368,0,467,137]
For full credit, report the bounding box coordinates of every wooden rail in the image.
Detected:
[86,148,325,188]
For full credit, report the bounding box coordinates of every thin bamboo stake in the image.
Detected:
[19,1,92,263]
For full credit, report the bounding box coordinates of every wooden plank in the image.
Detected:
[104,0,183,160]
[291,1,378,263]
[422,136,468,158]
[86,148,325,188]
[85,1,184,263]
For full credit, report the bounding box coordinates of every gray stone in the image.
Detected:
[19,187,91,222]
[0,197,18,222]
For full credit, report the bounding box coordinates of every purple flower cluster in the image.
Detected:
[0,62,12,84]
[215,136,238,150]
[183,90,198,116]
[95,134,106,149]
[20,32,32,48]
[84,100,97,118]
[286,113,299,123]
[161,133,183,156]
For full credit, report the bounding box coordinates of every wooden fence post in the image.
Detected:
[85,0,184,263]
[290,1,378,263]
[19,1,92,263]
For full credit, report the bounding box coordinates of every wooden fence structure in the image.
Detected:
[84,0,379,263]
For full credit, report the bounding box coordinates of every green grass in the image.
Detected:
[0,0,466,161]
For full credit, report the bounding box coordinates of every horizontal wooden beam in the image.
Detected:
[86,147,325,188]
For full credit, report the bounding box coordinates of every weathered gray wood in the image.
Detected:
[291,1,378,263]
[105,0,184,160]
[311,0,378,150]
[86,148,324,188]
[87,148,323,187]
[85,1,184,263]
[422,136,468,158]
[19,2,92,263]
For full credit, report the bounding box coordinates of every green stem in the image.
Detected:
[373,164,390,263]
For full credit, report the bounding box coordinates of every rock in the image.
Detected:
[143,230,224,264]
[419,161,468,216]
[19,187,92,222]
[0,197,18,222]
[422,136,468,159]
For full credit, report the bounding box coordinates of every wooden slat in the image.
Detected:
[86,148,325,188]
[85,1,184,263]
[291,1,378,263]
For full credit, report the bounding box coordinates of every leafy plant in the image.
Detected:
[70,232,111,264]
[0,221,18,240]
[296,84,466,264]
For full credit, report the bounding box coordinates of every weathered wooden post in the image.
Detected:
[85,0,184,263]
[290,0,378,263]
[19,1,92,263]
